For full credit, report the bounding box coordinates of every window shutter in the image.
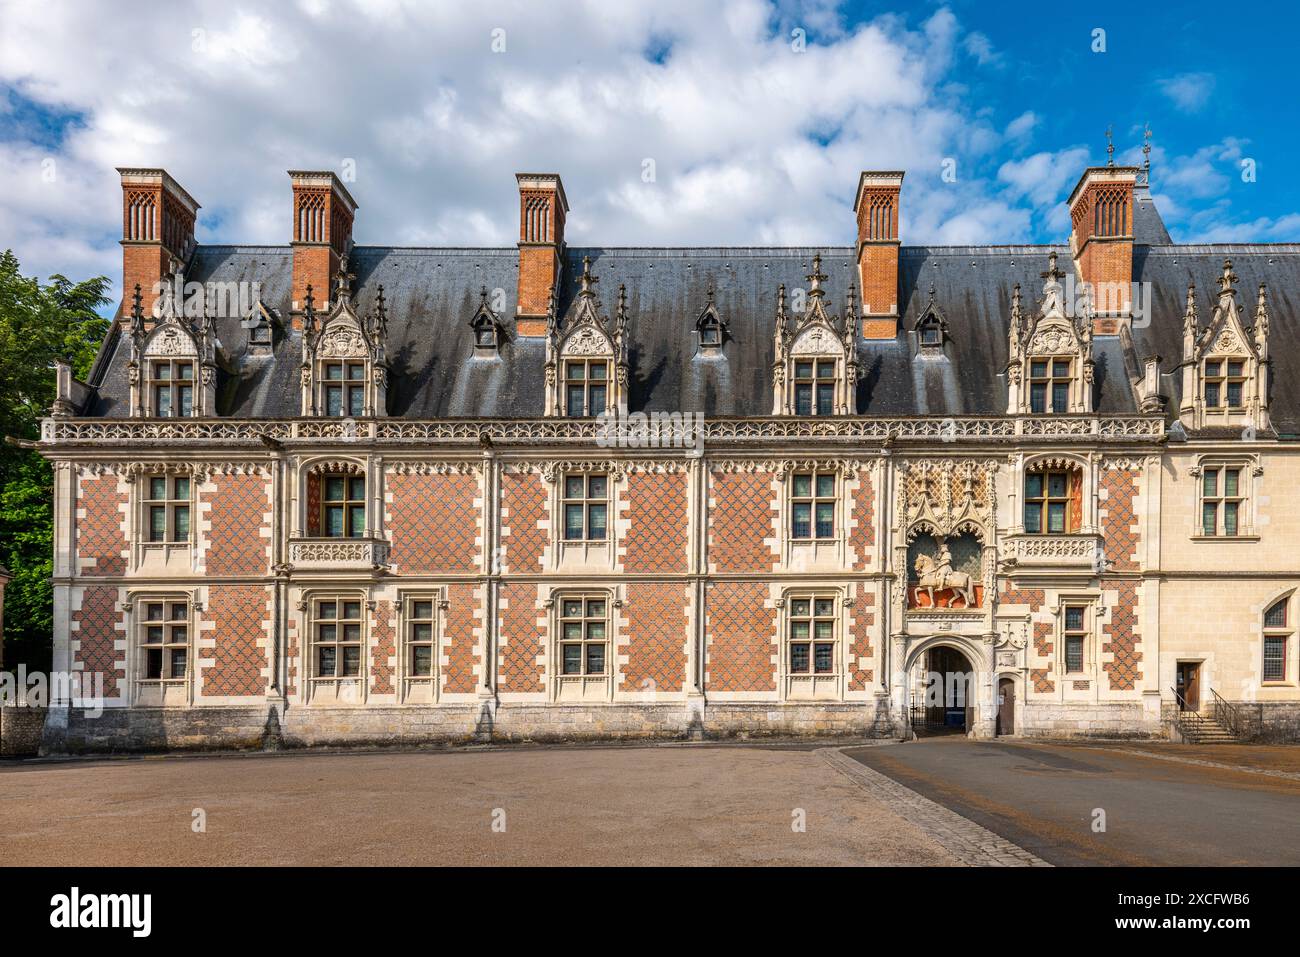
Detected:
[306,472,321,537]
[1068,469,1083,533]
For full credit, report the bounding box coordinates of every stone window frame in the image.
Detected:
[294,457,380,541]
[546,586,620,703]
[132,469,195,567]
[777,586,850,702]
[792,356,838,416]
[302,589,371,706]
[318,358,367,418]
[546,464,623,571]
[779,463,852,568]
[147,356,196,418]
[128,589,198,708]
[397,587,447,704]
[1190,455,1260,541]
[1048,591,1101,682]
[1261,591,1295,687]
[1012,454,1096,537]
[1202,356,1247,412]
[1026,356,1074,414]
[562,357,611,418]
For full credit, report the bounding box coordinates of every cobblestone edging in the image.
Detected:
[821,747,1049,867]
[1100,747,1300,782]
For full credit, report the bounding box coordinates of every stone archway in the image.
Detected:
[902,636,993,739]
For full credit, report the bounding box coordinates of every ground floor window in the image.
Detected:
[407,597,436,678]
[313,598,363,678]
[1064,604,1086,673]
[787,595,835,675]
[1263,597,1290,683]
[138,599,189,683]
[559,595,608,675]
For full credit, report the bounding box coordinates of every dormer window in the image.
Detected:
[919,321,942,347]
[794,360,836,416]
[565,360,608,417]
[469,286,505,354]
[1203,359,1245,409]
[151,360,194,417]
[322,361,365,417]
[1029,358,1072,414]
[476,324,497,348]
[700,316,722,347]
[696,287,726,351]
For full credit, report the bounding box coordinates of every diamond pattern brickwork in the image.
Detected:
[706,580,775,692]
[848,589,876,691]
[202,585,268,696]
[442,582,481,694]
[498,582,544,693]
[203,474,270,576]
[501,472,547,573]
[387,473,481,574]
[708,471,777,572]
[621,582,687,693]
[1103,579,1141,691]
[371,599,395,695]
[1100,467,1140,572]
[77,475,127,576]
[849,473,876,571]
[621,472,688,573]
[73,585,123,697]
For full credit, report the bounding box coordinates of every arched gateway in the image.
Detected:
[902,636,989,738]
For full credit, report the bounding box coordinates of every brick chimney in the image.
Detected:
[289,170,358,325]
[515,173,568,337]
[1068,166,1137,335]
[118,168,199,323]
[853,171,904,339]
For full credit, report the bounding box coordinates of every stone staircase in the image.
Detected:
[1172,709,1239,744]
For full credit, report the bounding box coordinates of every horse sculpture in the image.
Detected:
[913,553,976,609]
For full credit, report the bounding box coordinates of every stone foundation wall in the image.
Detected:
[1020,701,1160,739]
[0,707,48,756]
[45,698,900,753]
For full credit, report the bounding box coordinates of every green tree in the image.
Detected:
[0,249,110,671]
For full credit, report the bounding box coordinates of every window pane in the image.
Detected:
[587,475,607,498]
[586,621,606,642]
[1052,360,1070,377]
[145,649,162,680]
[178,386,192,416]
[790,644,809,673]
[566,362,585,381]
[411,622,432,644]
[173,505,190,540]
[1024,504,1041,534]
[795,361,813,379]
[1066,637,1084,673]
[173,476,189,499]
[1227,361,1243,377]
[324,386,342,416]
[156,388,172,416]
[149,477,167,500]
[342,623,361,643]
[324,364,343,380]
[1030,361,1047,378]
[170,602,187,620]
[1202,469,1218,497]
[1029,383,1046,414]
[814,599,834,617]
[1202,502,1217,536]
[318,646,336,677]
[794,384,812,416]
[588,384,606,412]
[566,385,584,417]
[1065,606,1084,630]
[1224,501,1238,536]
[348,477,365,500]
[790,599,810,617]
[348,387,364,416]
[318,623,336,643]
[1226,381,1242,406]
[564,503,585,540]
[318,601,336,620]
[585,599,605,617]
[792,474,812,497]
[1224,469,1239,497]
[1025,474,1043,499]
[1264,600,1288,628]
[562,644,582,675]
[325,506,345,537]
[343,601,361,619]
[813,643,833,674]
[790,621,809,640]
[1262,638,1285,682]
[348,506,366,538]
[815,383,834,415]
[341,646,361,677]
[585,644,605,675]
[814,502,834,538]
[588,363,607,381]
[154,363,172,381]
[562,599,583,617]
[1051,381,1069,412]
[1047,502,1066,533]
[587,504,607,540]
[564,476,585,499]
[145,625,163,644]
[814,620,833,641]
[325,477,345,501]
[816,360,835,377]
[1047,473,1067,497]
[150,506,167,542]
[791,502,811,538]
[1204,360,1220,377]
[146,603,164,621]
[562,621,583,641]
[412,646,432,676]
[814,474,835,498]
[1205,382,1220,407]
[412,601,433,620]
[169,648,187,679]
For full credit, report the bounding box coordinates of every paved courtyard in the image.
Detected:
[0,744,966,867]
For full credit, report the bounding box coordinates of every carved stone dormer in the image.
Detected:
[771,253,860,415]
[469,286,508,354]
[1179,259,1270,433]
[544,256,629,417]
[128,270,218,418]
[1006,251,1094,415]
[913,283,950,353]
[300,256,390,417]
[241,300,280,358]
[695,286,728,353]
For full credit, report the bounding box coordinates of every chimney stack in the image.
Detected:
[118,168,199,323]
[515,173,568,337]
[289,170,358,326]
[853,171,904,339]
[1068,165,1136,335]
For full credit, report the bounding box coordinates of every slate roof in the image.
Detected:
[85,203,1300,437]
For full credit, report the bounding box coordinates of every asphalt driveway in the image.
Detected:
[844,738,1300,866]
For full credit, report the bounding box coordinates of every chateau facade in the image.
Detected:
[32,159,1300,751]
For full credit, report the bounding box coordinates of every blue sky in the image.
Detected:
[0,0,1295,305]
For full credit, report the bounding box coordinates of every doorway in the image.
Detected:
[996,677,1015,735]
[1175,661,1201,712]
[910,645,975,735]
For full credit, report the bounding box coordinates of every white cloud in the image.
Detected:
[996,147,1090,208]
[1004,111,1037,141]
[1157,72,1216,112]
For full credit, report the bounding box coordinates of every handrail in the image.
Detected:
[1210,688,1251,740]
[1169,686,1199,743]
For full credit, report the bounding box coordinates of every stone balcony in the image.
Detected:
[287,537,389,570]
[999,533,1104,573]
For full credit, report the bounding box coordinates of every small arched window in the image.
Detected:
[1263,597,1291,684]
[305,465,367,538]
[1024,463,1083,534]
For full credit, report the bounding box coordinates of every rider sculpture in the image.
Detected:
[912,539,976,608]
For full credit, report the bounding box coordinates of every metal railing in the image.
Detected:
[1210,688,1260,742]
